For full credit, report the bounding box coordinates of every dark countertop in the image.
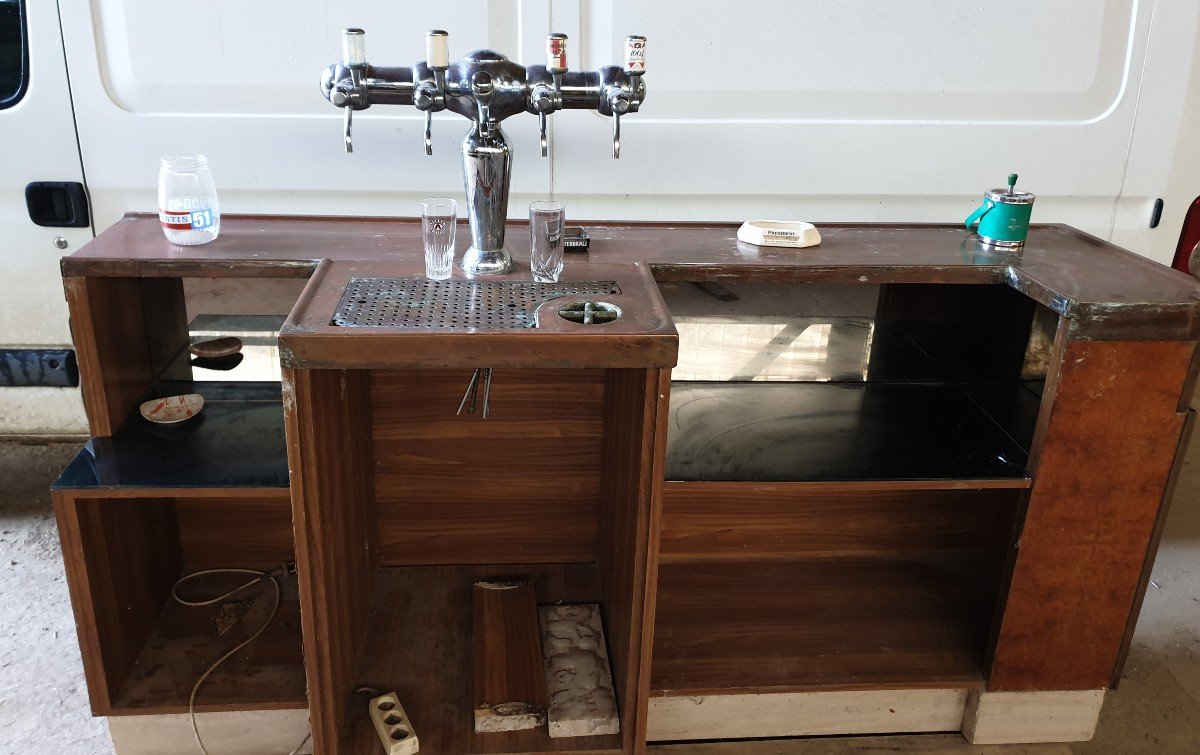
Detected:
[62,213,1200,345]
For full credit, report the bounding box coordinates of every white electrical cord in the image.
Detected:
[171,565,312,755]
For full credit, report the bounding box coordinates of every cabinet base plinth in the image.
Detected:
[962,689,1105,745]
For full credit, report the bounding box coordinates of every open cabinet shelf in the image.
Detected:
[55,381,288,490]
[343,564,623,754]
[666,380,1035,484]
[651,558,992,697]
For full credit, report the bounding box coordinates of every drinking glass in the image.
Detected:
[422,198,457,280]
[158,154,220,245]
[529,200,566,283]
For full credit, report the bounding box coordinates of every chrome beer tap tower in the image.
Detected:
[320,29,647,275]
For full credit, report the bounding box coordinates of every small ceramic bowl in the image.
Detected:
[139,394,205,424]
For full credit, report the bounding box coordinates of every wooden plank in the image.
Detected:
[660,483,1020,562]
[652,560,989,696]
[346,565,622,753]
[989,340,1196,690]
[540,604,620,738]
[598,368,670,752]
[371,368,605,565]
[175,496,295,569]
[646,688,969,742]
[962,689,1105,744]
[52,493,181,715]
[282,368,377,752]
[473,580,548,733]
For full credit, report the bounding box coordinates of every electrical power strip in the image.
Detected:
[368,693,419,754]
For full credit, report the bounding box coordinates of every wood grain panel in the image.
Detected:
[599,368,670,752]
[652,560,990,696]
[65,277,157,436]
[660,483,1019,562]
[52,493,181,714]
[175,494,295,569]
[283,368,376,752]
[989,340,1196,691]
[473,581,548,732]
[371,369,605,565]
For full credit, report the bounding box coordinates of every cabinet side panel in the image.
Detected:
[283,368,376,751]
[989,340,1195,690]
[53,493,181,713]
[600,368,669,751]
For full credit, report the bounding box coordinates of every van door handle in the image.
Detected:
[25,182,90,228]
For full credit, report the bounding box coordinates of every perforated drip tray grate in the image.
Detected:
[331,277,622,329]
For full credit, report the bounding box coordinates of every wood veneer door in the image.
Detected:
[988,338,1197,691]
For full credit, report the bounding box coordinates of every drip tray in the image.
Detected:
[331,277,622,329]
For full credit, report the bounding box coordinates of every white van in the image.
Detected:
[3,1,1200,435]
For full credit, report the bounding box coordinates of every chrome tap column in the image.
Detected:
[461,124,513,274]
[319,29,647,276]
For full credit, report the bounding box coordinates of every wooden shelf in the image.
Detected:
[345,565,623,754]
[53,381,288,491]
[651,559,992,696]
[666,380,1033,483]
[110,572,306,715]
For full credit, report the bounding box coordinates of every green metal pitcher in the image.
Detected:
[965,173,1036,248]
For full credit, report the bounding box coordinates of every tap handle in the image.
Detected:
[342,28,366,67]
[424,110,433,156]
[546,33,568,74]
[539,112,548,157]
[343,106,354,154]
[612,110,621,159]
[426,30,449,70]
[624,35,646,74]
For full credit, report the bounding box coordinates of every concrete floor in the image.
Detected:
[1,416,1198,754]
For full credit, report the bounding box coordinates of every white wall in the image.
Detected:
[5,0,1200,433]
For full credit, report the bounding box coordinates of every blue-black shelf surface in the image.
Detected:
[666,380,1033,483]
[53,381,289,489]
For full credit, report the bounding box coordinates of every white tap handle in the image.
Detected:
[342,28,366,67]
[624,35,645,74]
[546,33,568,74]
[427,29,449,69]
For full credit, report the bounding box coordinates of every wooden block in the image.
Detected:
[962,689,1105,744]
[539,604,620,738]
[368,693,419,755]
[646,688,969,742]
[473,580,547,733]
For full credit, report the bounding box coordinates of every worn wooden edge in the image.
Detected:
[962,689,1105,745]
[645,688,970,742]
[662,479,1033,492]
[47,485,291,499]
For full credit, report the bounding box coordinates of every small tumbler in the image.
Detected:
[158,154,220,245]
[530,200,566,283]
[421,198,457,280]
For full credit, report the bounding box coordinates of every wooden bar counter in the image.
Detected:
[52,214,1200,753]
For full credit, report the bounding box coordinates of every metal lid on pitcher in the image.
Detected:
[986,173,1035,205]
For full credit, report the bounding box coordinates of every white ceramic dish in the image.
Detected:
[737,220,821,248]
[139,394,205,424]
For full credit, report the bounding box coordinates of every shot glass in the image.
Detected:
[529,200,566,283]
[421,198,457,280]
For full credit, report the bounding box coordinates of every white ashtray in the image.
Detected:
[140,393,204,424]
[737,220,821,248]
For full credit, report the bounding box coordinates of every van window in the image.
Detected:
[0,0,27,109]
